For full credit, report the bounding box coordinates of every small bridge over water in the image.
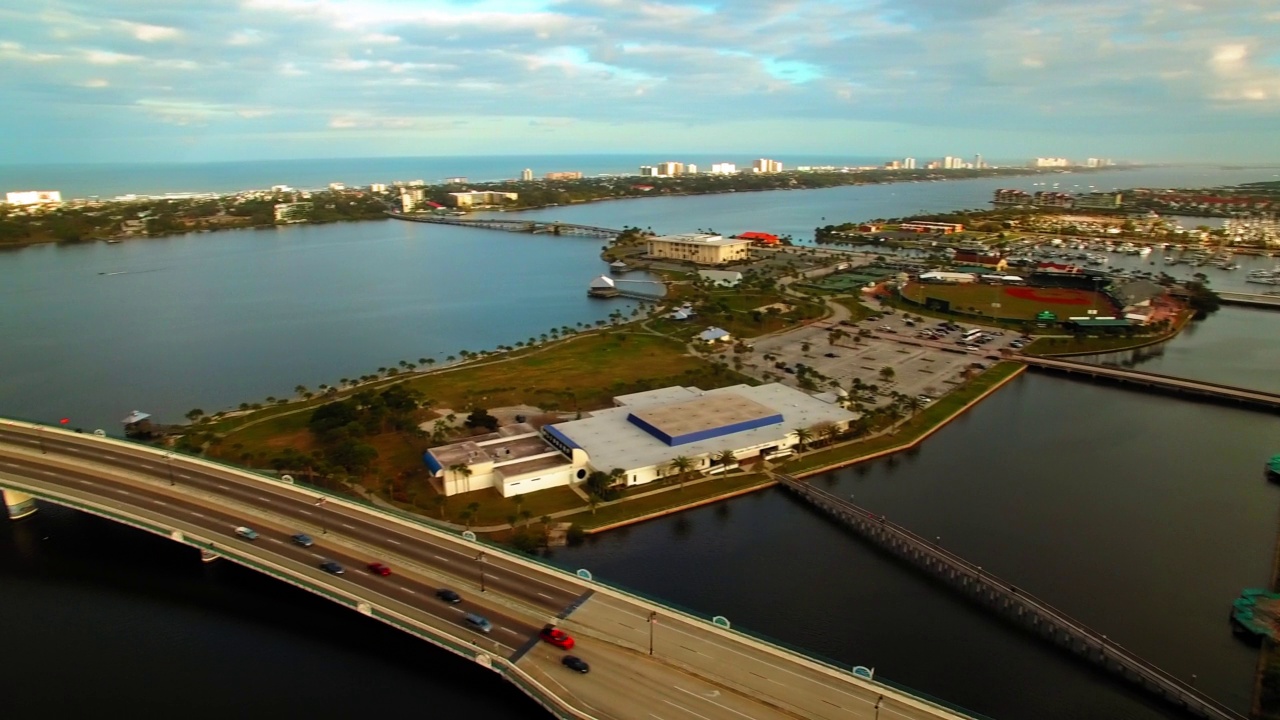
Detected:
[388,212,624,239]
[1013,354,1280,412]
[775,474,1246,720]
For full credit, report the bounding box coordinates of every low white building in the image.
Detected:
[698,327,732,343]
[919,271,977,284]
[5,190,61,206]
[423,423,577,498]
[698,269,743,287]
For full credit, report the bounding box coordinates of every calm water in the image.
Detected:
[0,221,642,431]
[4,166,1280,719]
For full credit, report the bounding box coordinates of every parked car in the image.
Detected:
[234,526,258,541]
[823,352,838,358]
[319,560,344,575]
[562,655,590,674]
[291,533,313,547]
[367,562,391,576]
[436,588,462,604]
[539,625,575,650]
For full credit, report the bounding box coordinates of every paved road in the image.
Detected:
[0,423,979,720]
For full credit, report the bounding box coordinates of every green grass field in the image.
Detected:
[901,281,1113,321]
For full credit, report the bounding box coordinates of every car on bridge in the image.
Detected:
[291,533,313,547]
[561,655,590,674]
[539,625,575,649]
[367,562,391,576]
[234,526,258,540]
[464,613,493,634]
[319,560,344,575]
[436,588,462,604]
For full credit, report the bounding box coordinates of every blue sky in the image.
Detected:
[2,0,1279,164]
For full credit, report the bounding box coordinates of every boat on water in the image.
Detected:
[1247,277,1280,285]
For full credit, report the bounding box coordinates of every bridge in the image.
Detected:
[774,475,1246,720]
[0,421,980,720]
[1217,291,1280,310]
[388,212,624,238]
[1014,354,1280,412]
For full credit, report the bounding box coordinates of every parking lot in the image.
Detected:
[742,308,1025,409]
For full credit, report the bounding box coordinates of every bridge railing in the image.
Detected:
[1020,356,1280,399]
[1,419,986,720]
[778,475,1246,720]
[1,474,594,720]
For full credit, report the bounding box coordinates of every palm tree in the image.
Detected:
[458,509,474,530]
[878,366,895,383]
[714,449,736,471]
[520,509,533,527]
[425,358,436,368]
[667,456,695,489]
[432,495,447,519]
[792,426,813,451]
[904,395,924,417]
[294,385,307,397]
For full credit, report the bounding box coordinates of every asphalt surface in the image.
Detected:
[0,423,976,720]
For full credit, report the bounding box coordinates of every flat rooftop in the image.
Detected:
[551,384,858,472]
[427,423,550,467]
[628,394,781,446]
[651,233,750,247]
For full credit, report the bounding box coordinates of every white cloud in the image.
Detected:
[84,49,142,64]
[78,78,110,88]
[228,29,264,45]
[116,20,182,42]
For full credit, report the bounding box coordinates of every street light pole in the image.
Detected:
[649,611,657,656]
[38,426,46,454]
[477,551,486,592]
[165,453,175,486]
[874,695,883,719]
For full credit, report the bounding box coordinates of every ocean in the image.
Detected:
[1,154,902,200]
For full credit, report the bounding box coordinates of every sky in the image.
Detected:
[2,0,1279,164]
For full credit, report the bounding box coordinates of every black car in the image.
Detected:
[436,588,462,604]
[320,560,344,575]
[562,655,590,674]
[823,352,838,358]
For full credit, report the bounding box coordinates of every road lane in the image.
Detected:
[0,426,980,720]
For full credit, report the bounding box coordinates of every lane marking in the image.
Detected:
[660,699,711,720]
[673,686,757,720]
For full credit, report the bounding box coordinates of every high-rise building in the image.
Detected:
[399,192,416,213]
[885,160,901,170]
[903,157,917,170]
[521,168,533,181]
[639,165,657,177]
[545,171,583,180]
[656,161,684,176]
[973,154,984,169]
[752,158,782,173]
[1034,158,1070,167]
[369,183,387,193]
[686,164,697,175]
[5,190,62,205]
[942,156,959,169]
[710,162,737,174]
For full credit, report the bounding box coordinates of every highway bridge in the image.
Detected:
[1014,354,1280,412]
[0,420,980,720]
[387,212,623,238]
[775,475,1246,720]
[1217,291,1280,310]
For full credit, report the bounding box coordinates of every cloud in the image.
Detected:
[1,0,1278,162]
[78,78,110,88]
[116,20,182,42]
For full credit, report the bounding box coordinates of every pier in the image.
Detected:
[1218,291,1280,310]
[1014,355,1280,412]
[387,212,623,238]
[775,474,1246,720]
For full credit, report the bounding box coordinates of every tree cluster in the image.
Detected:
[307,385,423,474]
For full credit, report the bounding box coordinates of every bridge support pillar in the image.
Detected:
[3,489,38,519]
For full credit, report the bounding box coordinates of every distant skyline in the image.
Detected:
[2,1,1278,164]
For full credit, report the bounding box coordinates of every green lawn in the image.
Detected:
[782,362,1024,475]
[833,297,878,323]
[899,281,1113,322]
[577,473,774,531]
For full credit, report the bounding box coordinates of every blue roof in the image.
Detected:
[423,451,443,475]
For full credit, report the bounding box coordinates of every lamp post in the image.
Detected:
[37,426,46,454]
[874,695,883,719]
[477,551,487,593]
[649,611,657,656]
[165,452,175,486]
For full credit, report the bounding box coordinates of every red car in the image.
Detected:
[539,625,575,650]
[367,562,392,576]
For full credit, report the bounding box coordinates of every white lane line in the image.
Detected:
[538,592,553,599]
[501,627,522,636]
[660,699,711,720]
[189,512,204,518]
[297,510,313,516]
[217,485,229,490]
[341,523,354,529]
[434,554,448,560]
[674,686,758,720]
[387,539,401,545]
[154,500,167,506]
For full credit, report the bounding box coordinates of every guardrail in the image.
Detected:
[0,472,594,720]
[0,420,984,719]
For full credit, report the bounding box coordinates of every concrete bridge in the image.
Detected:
[388,212,624,238]
[775,475,1246,720]
[1217,291,1280,310]
[1013,354,1280,412]
[0,420,981,720]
